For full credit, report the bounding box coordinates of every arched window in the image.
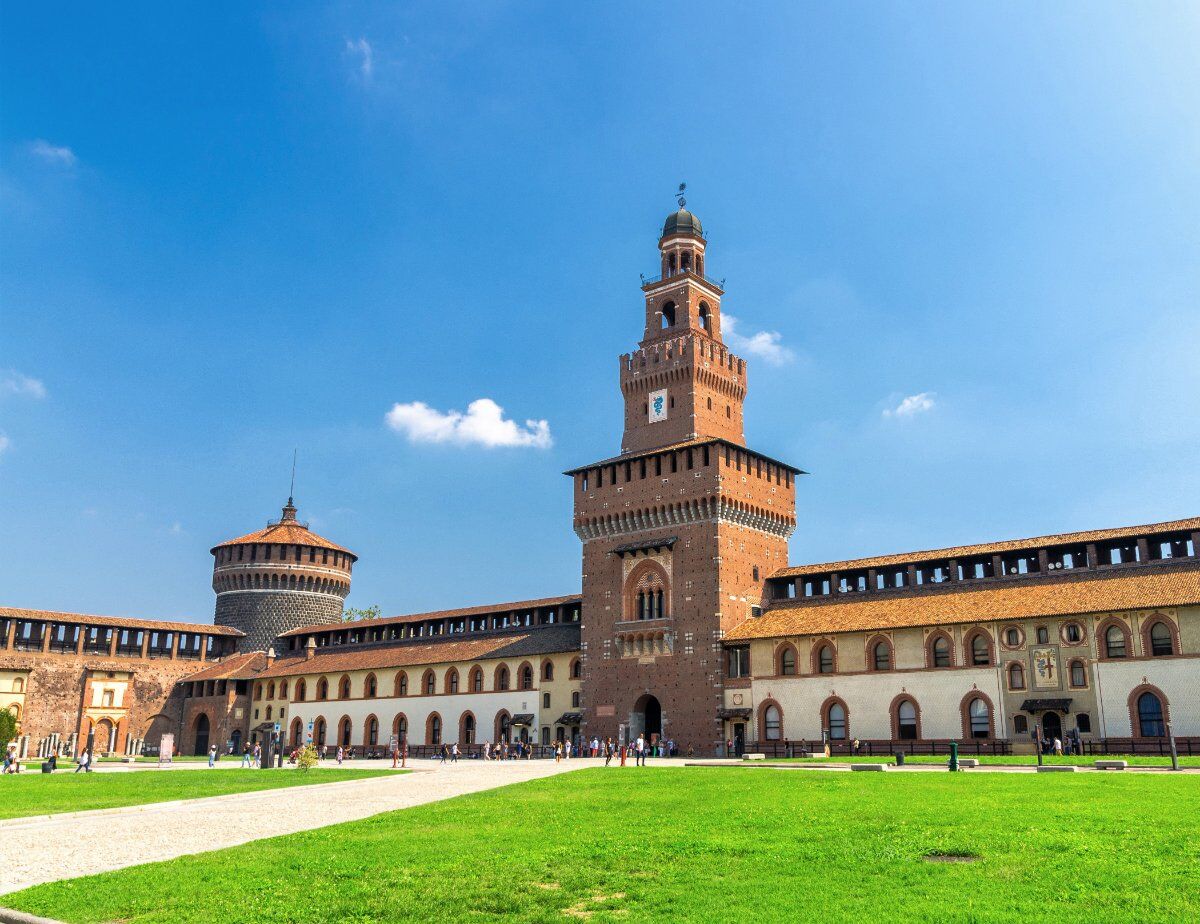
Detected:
[970,633,992,666]
[255,683,263,699]
[1069,660,1086,687]
[279,681,288,700]
[778,646,797,676]
[13,677,24,693]
[9,703,20,721]
[763,704,782,740]
[427,713,442,746]
[698,302,711,333]
[1136,692,1165,737]
[365,674,377,698]
[826,702,847,740]
[1063,622,1083,644]
[446,669,459,695]
[520,665,533,690]
[816,644,834,674]
[1149,622,1174,656]
[872,640,891,671]
[339,716,352,747]
[296,679,306,702]
[338,676,351,700]
[570,658,581,680]
[314,717,326,747]
[931,635,952,668]
[660,301,676,329]
[366,715,378,746]
[265,705,272,720]
[317,678,328,701]
[470,667,483,692]
[423,671,436,695]
[968,698,991,738]
[1105,625,1127,658]
[1008,662,1025,690]
[542,660,554,681]
[462,713,476,745]
[266,682,275,699]
[1004,627,1021,647]
[394,714,408,742]
[896,700,918,740]
[396,672,409,696]
[497,666,510,691]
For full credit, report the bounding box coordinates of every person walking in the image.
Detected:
[74,748,91,773]
[207,744,217,768]
[635,734,646,767]
[555,741,563,763]
[604,737,615,767]
[240,744,253,768]
[253,742,262,768]
[336,745,344,766]
[451,742,459,763]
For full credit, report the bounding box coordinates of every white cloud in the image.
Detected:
[28,140,76,167]
[0,433,9,455]
[1,370,47,399]
[385,398,552,449]
[723,315,794,366]
[884,392,937,419]
[169,522,184,535]
[346,37,374,79]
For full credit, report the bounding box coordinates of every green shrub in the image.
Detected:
[295,743,319,772]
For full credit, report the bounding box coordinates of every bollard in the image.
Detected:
[949,742,959,772]
[1168,723,1179,771]
[895,750,905,767]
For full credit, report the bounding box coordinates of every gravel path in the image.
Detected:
[0,760,589,895]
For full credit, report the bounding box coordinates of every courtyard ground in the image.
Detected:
[4,765,1197,923]
[0,768,393,820]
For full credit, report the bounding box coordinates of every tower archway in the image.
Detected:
[631,693,662,743]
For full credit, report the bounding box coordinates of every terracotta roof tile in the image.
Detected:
[0,607,243,637]
[772,517,1200,579]
[180,652,268,683]
[211,522,355,557]
[278,594,581,638]
[259,624,581,678]
[727,567,1200,641]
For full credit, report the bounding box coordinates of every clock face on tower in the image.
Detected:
[648,388,668,423]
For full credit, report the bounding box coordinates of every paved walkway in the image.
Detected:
[1,760,588,895]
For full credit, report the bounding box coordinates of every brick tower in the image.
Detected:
[567,200,800,754]
[210,499,356,651]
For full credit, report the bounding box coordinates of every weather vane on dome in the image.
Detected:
[676,182,686,209]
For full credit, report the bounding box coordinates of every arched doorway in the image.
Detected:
[230,729,242,755]
[1042,711,1062,742]
[95,718,115,756]
[193,714,210,756]
[631,694,662,744]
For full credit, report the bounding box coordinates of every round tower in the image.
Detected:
[210,499,356,651]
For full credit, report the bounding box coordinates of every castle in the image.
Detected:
[4,202,1198,759]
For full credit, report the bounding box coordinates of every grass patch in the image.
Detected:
[760,753,1200,768]
[0,769,396,820]
[5,767,1198,922]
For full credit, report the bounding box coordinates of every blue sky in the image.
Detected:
[2,4,1198,624]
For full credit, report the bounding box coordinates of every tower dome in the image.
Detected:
[210,499,356,650]
[661,207,702,239]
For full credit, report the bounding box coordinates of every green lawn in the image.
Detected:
[5,767,1198,923]
[0,769,395,820]
[761,753,1200,768]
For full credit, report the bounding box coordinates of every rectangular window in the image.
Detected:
[727,646,750,678]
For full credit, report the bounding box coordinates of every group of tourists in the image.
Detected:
[206,742,265,768]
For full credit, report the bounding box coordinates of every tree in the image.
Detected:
[342,605,381,622]
[0,710,16,751]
